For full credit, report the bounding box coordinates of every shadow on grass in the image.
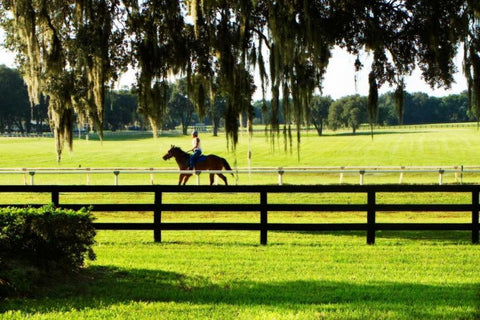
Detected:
[273,230,475,245]
[1,265,479,319]
[323,130,429,137]
[101,230,476,248]
[82,131,184,142]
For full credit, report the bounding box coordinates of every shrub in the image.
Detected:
[0,205,96,297]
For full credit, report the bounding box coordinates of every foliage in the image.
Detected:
[0,0,127,161]
[126,0,189,137]
[0,64,474,136]
[327,95,367,134]
[0,66,30,133]
[167,79,195,134]
[0,205,96,297]
[209,94,227,136]
[381,91,473,125]
[104,89,142,131]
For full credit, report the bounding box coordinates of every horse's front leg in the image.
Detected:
[183,174,192,185]
[209,173,214,185]
[178,174,184,185]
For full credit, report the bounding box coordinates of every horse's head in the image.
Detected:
[162,145,183,160]
[162,145,175,160]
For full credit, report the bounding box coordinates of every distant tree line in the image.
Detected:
[0,65,474,136]
[301,91,473,135]
[0,65,226,135]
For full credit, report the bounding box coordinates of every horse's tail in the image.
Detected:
[222,158,234,176]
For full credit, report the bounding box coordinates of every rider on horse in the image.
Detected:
[188,130,202,170]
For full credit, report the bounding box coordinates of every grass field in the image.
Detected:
[0,125,480,185]
[1,125,480,319]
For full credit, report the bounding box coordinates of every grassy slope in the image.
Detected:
[1,126,480,319]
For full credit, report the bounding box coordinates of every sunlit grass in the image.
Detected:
[2,230,479,319]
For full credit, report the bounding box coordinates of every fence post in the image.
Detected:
[278,168,284,186]
[260,190,268,245]
[51,190,59,207]
[196,171,201,185]
[86,168,91,185]
[367,190,376,245]
[472,190,479,244]
[359,170,365,185]
[461,165,464,184]
[438,169,444,185]
[29,171,35,185]
[154,191,162,242]
[113,170,120,185]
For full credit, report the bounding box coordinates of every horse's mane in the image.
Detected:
[171,145,189,156]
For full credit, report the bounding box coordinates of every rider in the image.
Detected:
[188,130,202,170]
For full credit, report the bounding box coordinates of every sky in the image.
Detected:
[321,47,467,100]
[0,30,468,101]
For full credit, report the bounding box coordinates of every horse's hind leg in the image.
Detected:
[217,173,228,185]
[178,174,183,185]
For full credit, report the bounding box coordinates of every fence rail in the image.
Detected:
[0,184,478,245]
[1,165,480,185]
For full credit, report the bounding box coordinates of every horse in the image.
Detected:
[162,145,234,185]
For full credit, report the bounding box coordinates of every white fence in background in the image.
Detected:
[0,166,479,185]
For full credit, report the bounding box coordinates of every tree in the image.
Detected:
[210,95,227,136]
[0,65,30,133]
[328,100,344,132]
[377,93,400,126]
[309,95,332,136]
[127,0,190,138]
[0,0,127,161]
[342,95,368,134]
[104,89,140,131]
[2,1,480,160]
[32,94,50,134]
[328,95,367,134]
[439,92,472,122]
[167,79,194,135]
[402,93,436,124]
[377,90,473,125]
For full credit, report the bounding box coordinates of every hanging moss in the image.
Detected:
[394,79,405,124]
[368,71,378,127]
[1,0,121,161]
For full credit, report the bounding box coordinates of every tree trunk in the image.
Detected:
[213,117,219,136]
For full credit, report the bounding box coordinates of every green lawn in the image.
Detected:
[1,126,480,319]
[2,230,479,320]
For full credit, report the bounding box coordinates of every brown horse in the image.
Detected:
[162,145,234,185]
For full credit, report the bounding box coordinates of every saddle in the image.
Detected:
[196,155,207,163]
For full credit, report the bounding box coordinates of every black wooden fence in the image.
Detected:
[0,184,478,245]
